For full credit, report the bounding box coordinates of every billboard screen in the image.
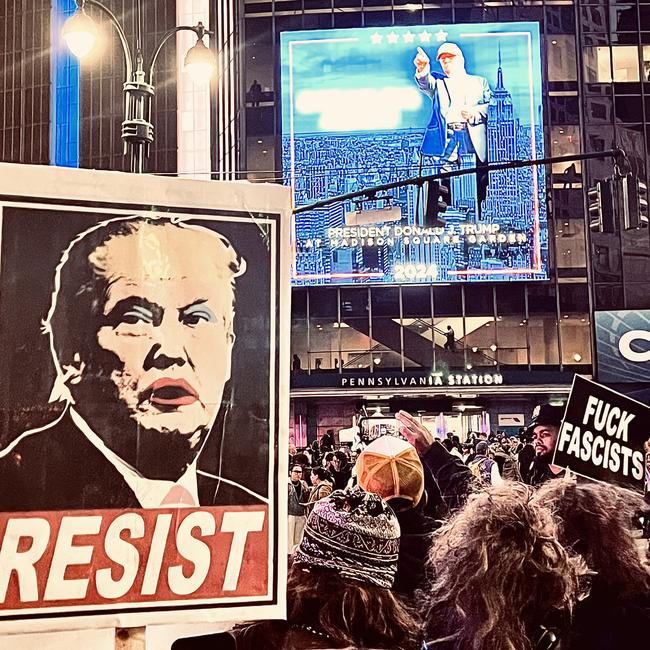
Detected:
[281,22,548,285]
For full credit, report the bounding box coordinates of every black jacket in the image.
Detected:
[421,441,473,513]
[528,456,562,487]
[393,506,437,599]
[330,466,352,491]
[569,586,650,650]
[0,411,263,511]
[518,443,536,483]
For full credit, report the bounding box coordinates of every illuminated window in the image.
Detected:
[642,45,650,81]
[550,126,581,189]
[584,47,612,83]
[585,45,640,83]
[559,285,591,366]
[494,286,528,367]
[339,288,372,372]
[527,285,559,366]
[546,35,577,82]
[612,46,640,81]
[401,286,434,369]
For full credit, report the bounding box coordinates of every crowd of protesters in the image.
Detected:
[176,406,650,650]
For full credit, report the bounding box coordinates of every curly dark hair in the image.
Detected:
[421,482,585,650]
[534,480,650,599]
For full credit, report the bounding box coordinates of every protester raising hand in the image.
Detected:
[395,410,435,455]
[395,410,472,513]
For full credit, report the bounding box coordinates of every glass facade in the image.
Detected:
[0,0,52,165]
[77,1,180,173]
[1,0,649,388]
[291,282,591,374]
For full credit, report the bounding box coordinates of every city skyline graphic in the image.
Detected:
[281,23,548,285]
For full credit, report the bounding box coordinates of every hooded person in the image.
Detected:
[355,435,436,599]
[219,486,420,649]
[330,449,352,490]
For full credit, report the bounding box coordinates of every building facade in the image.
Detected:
[1,0,649,444]
[1,0,241,178]
[241,0,650,443]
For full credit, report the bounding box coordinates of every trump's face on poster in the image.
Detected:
[47,217,246,480]
[92,222,236,436]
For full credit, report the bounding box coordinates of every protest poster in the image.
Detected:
[0,163,290,632]
[553,375,649,492]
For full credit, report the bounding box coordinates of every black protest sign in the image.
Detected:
[553,375,649,491]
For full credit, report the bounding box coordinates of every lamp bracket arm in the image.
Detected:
[81,0,133,79]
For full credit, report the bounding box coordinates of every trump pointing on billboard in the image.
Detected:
[414,42,491,165]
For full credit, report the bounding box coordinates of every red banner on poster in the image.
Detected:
[0,506,268,611]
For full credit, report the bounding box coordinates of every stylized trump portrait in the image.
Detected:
[0,211,275,511]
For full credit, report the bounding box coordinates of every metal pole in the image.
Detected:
[76,1,212,173]
[293,149,627,214]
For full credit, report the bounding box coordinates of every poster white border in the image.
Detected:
[0,163,290,633]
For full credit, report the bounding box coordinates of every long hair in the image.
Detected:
[288,566,418,648]
[242,565,419,649]
[421,482,584,650]
[534,480,650,599]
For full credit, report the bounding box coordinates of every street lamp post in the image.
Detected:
[62,0,216,173]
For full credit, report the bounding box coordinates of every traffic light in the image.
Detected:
[622,174,649,230]
[587,178,616,233]
[424,179,449,227]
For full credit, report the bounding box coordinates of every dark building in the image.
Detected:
[1,0,240,177]
[1,0,650,444]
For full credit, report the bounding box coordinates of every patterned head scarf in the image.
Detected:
[293,485,400,589]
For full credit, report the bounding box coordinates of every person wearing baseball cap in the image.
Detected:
[413,40,492,213]
[435,42,463,62]
[524,404,567,486]
[356,436,436,599]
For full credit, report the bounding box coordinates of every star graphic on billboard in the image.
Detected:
[418,30,432,43]
[371,32,383,44]
[403,31,416,43]
[387,31,399,44]
[435,29,448,42]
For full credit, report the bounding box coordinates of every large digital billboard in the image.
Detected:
[281,22,548,285]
